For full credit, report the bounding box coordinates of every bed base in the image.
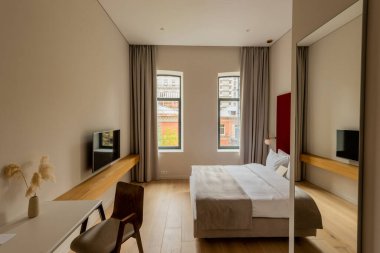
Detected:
[193,218,317,238]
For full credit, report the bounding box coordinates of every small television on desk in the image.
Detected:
[92,130,120,172]
[336,130,359,161]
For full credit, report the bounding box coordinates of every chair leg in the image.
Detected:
[80,218,88,234]
[135,230,144,253]
[97,204,106,221]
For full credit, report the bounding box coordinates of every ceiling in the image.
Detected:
[298,0,362,46]
[98,0,292,47]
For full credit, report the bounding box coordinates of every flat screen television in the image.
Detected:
[336,130,359,161]
[92,129,120,172]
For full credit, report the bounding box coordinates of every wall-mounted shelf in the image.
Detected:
[300,153,358,181]
[55,154,139,200]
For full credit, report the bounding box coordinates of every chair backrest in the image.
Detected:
[112,182,144,228]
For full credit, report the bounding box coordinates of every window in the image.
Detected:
[220,124,225,135]
[157,71,183,150]
[218,74,240,150]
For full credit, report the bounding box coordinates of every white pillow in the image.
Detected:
[276,149,291,180]
[276,165,288,177]
[277,149,290,167]
[286,163,291,180]
[266,149,289,171]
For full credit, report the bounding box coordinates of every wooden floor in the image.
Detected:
[72,180,357,253]
[109,180,289,253]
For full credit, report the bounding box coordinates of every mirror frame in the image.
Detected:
[358,0,368,252]
[292,1,368,252]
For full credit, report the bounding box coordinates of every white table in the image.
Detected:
[0,200,104,253]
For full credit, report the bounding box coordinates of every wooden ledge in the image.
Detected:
[300,153,358,181]
[55,154,139,200]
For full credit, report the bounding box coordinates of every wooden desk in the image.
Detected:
[0,200,103,253]
[0,155,139,252]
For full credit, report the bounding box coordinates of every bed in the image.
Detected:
[189,163,322,238]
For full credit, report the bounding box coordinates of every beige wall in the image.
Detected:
[156,46,241,178]
[269,30,292,143]
[0,0,130,227]
[305,16,362,204]
[290,0,358,250]
[363,0,380,252]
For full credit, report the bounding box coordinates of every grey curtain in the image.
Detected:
[295,47,309,181]
[130,45,158,182]
[240,47,269,164]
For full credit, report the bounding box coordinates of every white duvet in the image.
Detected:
[192,163,290,218]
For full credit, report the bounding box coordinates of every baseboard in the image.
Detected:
[158,174,190,180]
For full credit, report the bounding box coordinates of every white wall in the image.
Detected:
[156,46,241,179]
[305,16,362,204]
[269,30,292,145]
[0,0,130,227]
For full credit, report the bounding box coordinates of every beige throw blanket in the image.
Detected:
[192,166,252,230]
[295,188,323,230]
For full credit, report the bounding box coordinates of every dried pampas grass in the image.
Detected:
[25,184,37,198]
[4,164,22,177]
[4,163,29,189]
[3,156,56,198]
[38,156,56,182]
[31,172,42,188]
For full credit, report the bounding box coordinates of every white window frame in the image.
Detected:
[220,124,225,136]
[157,70,184,152]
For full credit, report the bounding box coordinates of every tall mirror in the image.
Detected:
[294,1,363,252]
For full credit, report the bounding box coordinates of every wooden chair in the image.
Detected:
[70,182,144,253]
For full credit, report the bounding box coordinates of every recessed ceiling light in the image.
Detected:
[160,27,165,31]
[267,39,273,44]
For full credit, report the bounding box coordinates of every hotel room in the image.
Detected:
[0,1,380,253]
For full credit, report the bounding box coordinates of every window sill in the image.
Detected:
[217,149,240,153]
[158,149,184,153]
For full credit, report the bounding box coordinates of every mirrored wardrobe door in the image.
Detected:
[293,1,365,252]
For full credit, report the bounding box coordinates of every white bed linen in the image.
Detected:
[191,164,290,218]
[224,163,290,218]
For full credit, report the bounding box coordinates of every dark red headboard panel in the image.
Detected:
[276,92,291,154]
